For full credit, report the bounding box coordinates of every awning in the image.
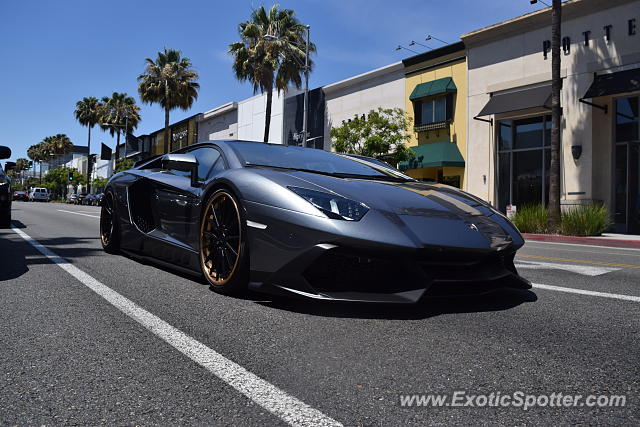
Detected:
[409,77,457,100]
[398,142,465,171]
[583,68,640,98]
[477,85,551,117]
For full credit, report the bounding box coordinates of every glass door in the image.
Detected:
[614,96,640,234]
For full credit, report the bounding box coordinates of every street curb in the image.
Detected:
[523,233,640,249]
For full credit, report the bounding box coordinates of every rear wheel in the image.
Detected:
[100,192,120,253]
[199,190,249,294]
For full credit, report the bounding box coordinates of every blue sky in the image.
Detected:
[0,0,547,163]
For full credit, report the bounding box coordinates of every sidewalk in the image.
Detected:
[523,233,640,249]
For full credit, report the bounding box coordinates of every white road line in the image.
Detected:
[532,283,640,303]
[57,209,100,218]
[11,227,342,427]
[515,260,619,276]
[525,240,640,252]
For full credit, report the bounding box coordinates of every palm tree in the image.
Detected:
[74,97,102,192]
[46,134,73,168]
[15,158,29,183]
[138,48,199,154]
[27,143,46,183]
[548,0,562,230]
[229,4,314,142]
[99,92,141,163]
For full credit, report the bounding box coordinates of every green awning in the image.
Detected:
[399,142,465,171]
[409,77,457,100]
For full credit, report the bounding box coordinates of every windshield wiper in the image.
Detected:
[244,163,413,182]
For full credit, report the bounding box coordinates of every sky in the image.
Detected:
[0,0,549,163]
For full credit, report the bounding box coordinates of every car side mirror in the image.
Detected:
[0,146,11,160]
[161,153,199,187]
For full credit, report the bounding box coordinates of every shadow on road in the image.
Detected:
[255,288,538,320]
[0,222,103,282]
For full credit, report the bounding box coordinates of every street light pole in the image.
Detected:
[302,25,310,148]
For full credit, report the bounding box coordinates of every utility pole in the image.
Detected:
[548,0,562,230]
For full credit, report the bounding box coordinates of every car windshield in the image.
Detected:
[230,141,413,181]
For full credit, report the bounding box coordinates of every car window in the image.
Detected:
[189,147,224,181]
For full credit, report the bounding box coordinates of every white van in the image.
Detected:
[29,187,50,202]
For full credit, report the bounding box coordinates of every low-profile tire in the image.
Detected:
[100,191,120,254]
[199,189,249,295]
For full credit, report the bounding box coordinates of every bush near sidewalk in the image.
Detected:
[511,203,611,236]
[511,204,549,234]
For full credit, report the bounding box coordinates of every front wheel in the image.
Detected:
[100,192,120,253]
[199,189,249,295]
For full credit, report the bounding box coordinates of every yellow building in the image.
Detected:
[149,114,200,156]
[400,42,467,189]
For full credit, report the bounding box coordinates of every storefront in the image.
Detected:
[400,42,467,189]
[463,0,640,233]
[149,114,199,155]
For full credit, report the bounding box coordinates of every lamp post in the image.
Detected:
[263,25,311,147]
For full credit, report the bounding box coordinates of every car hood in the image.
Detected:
[246,168,523,251]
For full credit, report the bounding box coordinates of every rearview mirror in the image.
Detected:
[161,153,199,187]
[0,146,11,160]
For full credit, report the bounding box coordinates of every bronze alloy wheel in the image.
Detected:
[100,192,119,252]
[200,190,243,288]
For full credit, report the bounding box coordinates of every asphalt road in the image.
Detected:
[1,201,638,425]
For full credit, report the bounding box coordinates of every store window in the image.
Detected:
[497,115,552,213]
[414,94,453,126]
[614,96,640,233]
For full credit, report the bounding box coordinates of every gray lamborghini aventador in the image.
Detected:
[100,140,531,303]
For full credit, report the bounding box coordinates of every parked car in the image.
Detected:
[75,193,87,205]
[28,187,50,202]
[66,193,78,204]
[83,194,96,205]
[0,145,12,228]
[12,191,29,201]
[100,140,531,303]
[93,193,105,206]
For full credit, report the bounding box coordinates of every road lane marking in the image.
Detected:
[57,209,100,218]
[533,283,640,303]
[11,227,342,427]
[518,254,640,269]
[525,240,640,252]
[515,260,619,276]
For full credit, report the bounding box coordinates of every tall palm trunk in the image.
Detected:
[264,87,273,143]
[115,131,121,164]
[164,106,170,154]
[86,125,92,193]
[548,0,562,230]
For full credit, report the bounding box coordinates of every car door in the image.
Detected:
[152,146,226,251]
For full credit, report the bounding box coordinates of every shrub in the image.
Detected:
[511,204,548,234]
[560,203,611,237]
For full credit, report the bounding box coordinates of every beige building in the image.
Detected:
[463,0,640,233]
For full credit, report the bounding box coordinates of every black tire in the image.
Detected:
[199,189,249,295]
[0,210,10,229]
[100,192,120,254]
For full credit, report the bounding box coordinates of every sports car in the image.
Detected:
[100,140,531,303]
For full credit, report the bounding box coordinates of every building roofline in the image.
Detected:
[323,61,403,93]
[401,41,466,67]
[461,0,635,46]
[199,102,238,121]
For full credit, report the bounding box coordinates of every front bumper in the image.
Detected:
[250,243,531,304]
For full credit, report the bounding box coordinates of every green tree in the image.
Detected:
[92,177,108,192]
[115,158,134,173]
[330,108,412,165]
[43,167,84,199]
[74,96,102,192]
[27,142,50,183]
[229,4,315,142]
[138,48,199,154]
[99,92,141,163]
[15,158,29,182]
[45,134,73,168]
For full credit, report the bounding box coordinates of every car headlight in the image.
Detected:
[288,186,369,221]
